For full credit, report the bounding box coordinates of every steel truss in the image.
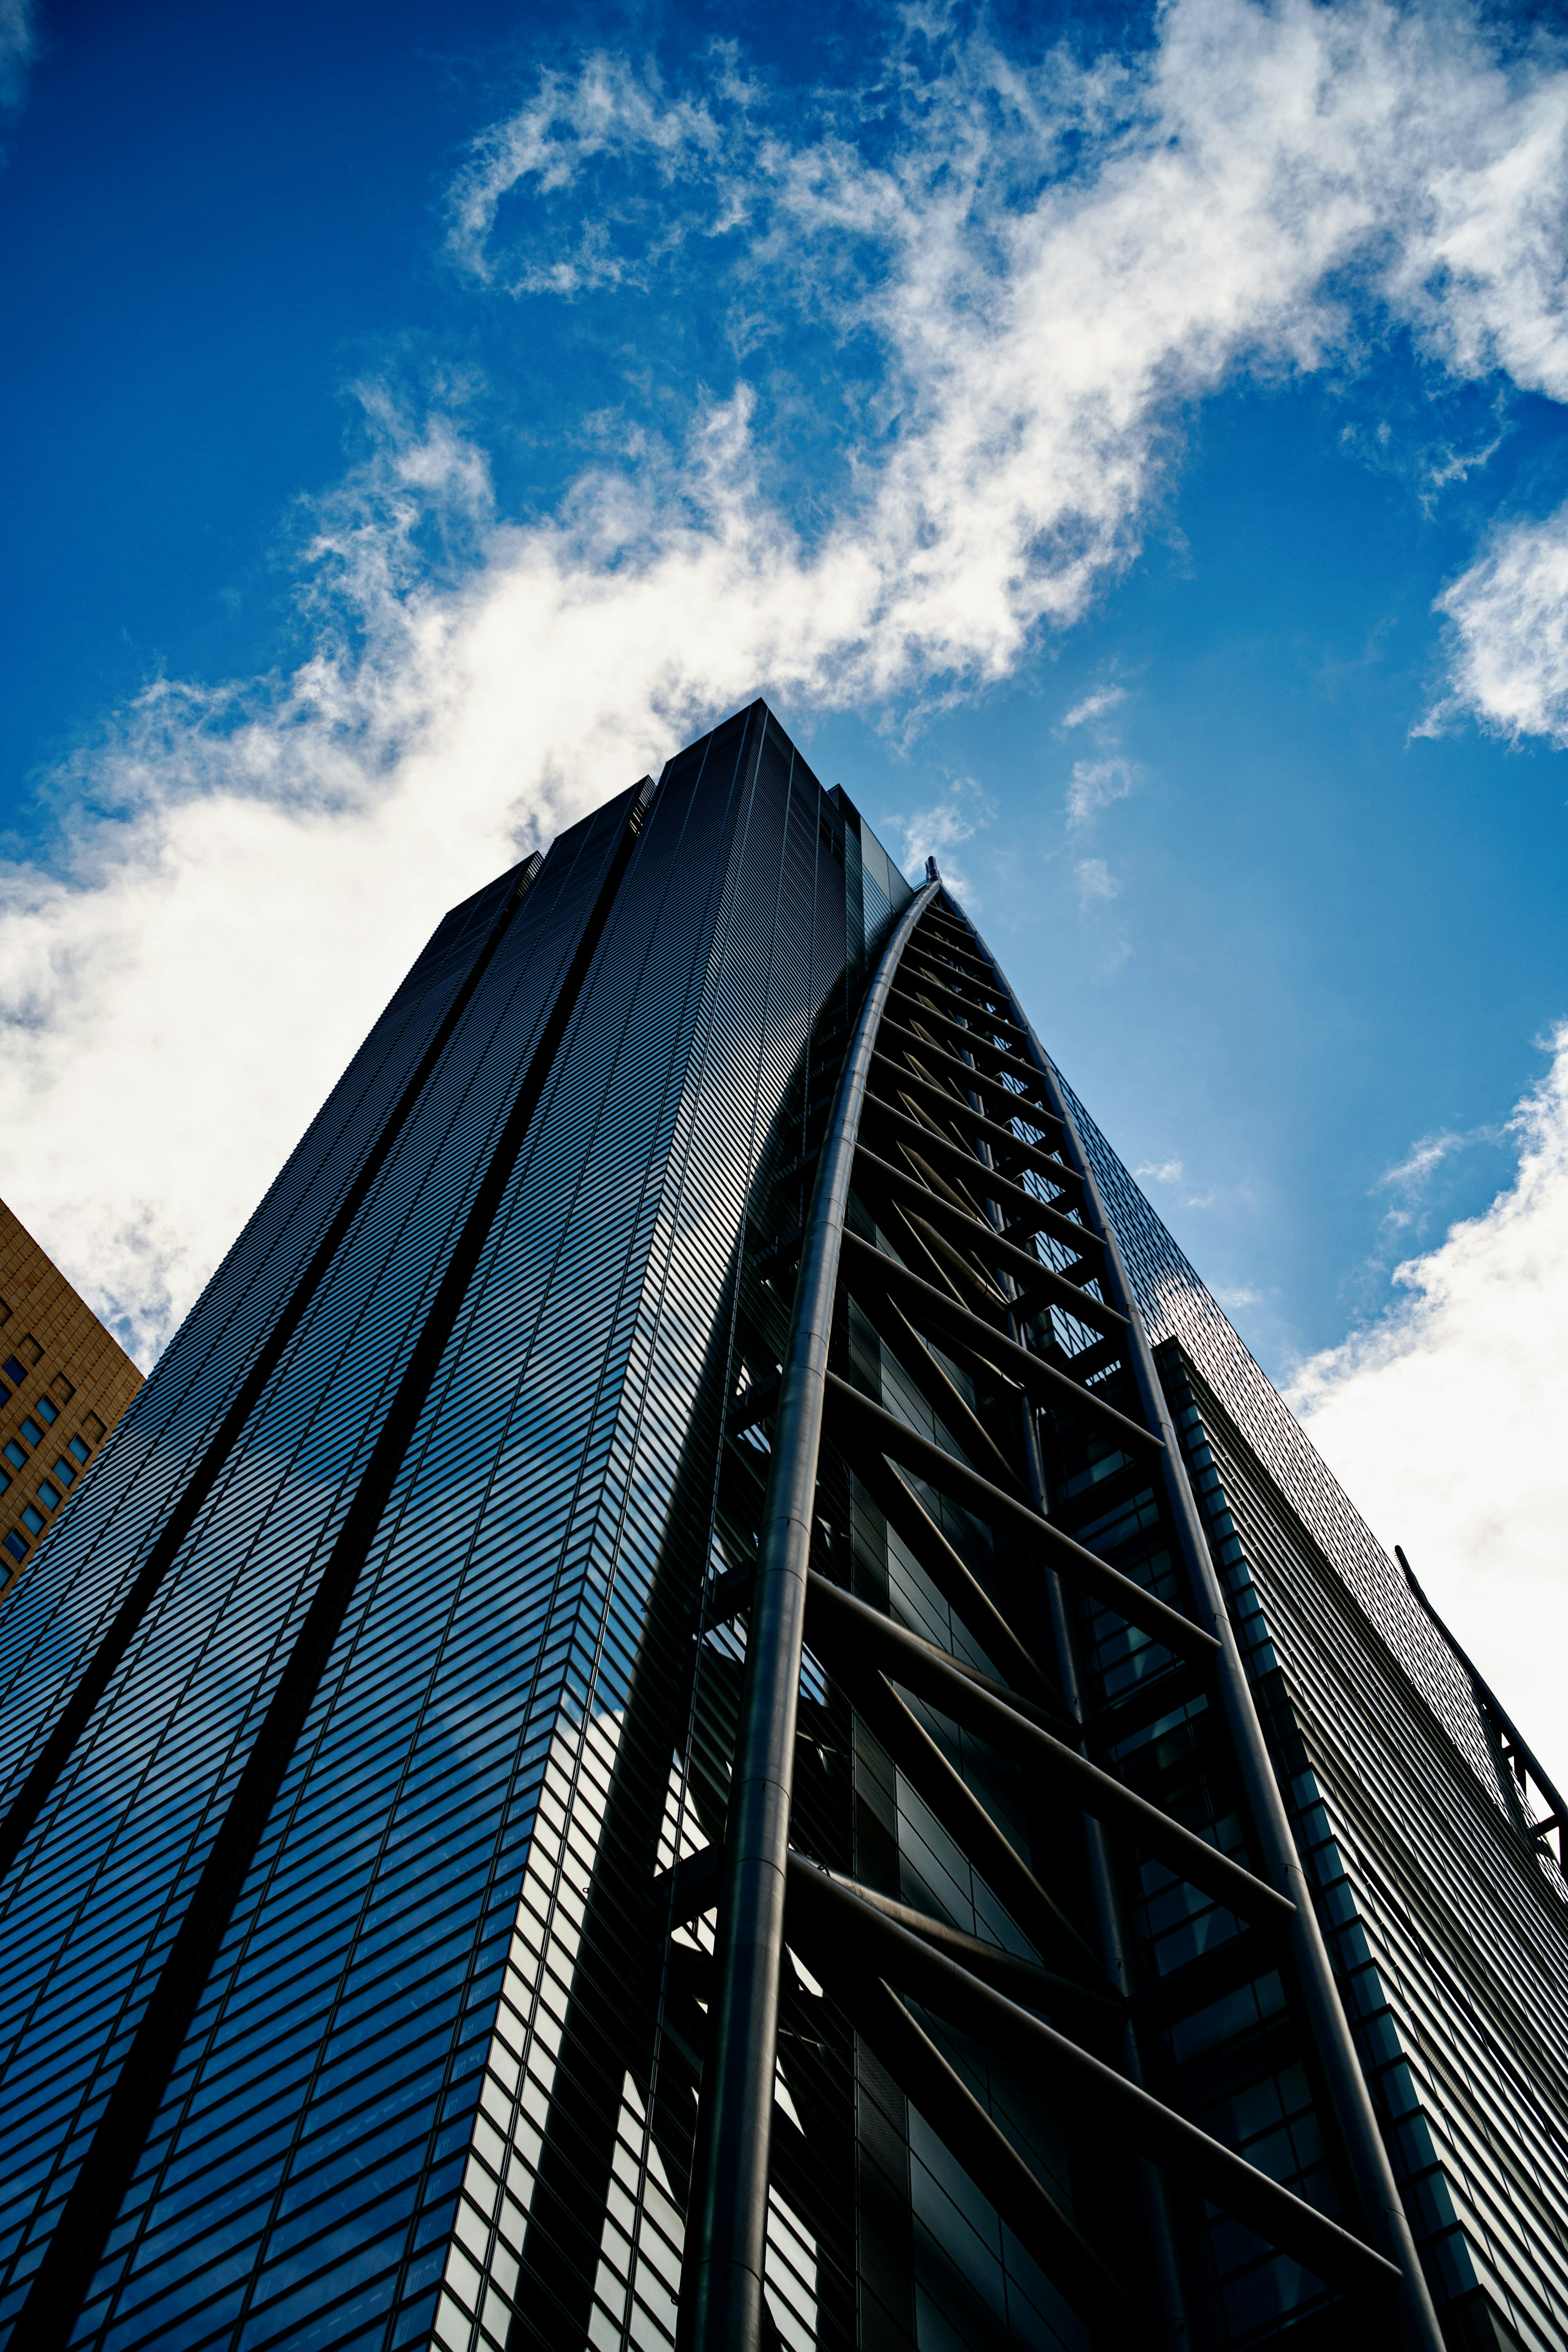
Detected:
[673,879,1444,2352]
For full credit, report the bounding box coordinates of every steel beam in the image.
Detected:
[824,1374,1214,1664]
[805,1572,1290,1933]
[788,1864,1401,2303]
[839,1229,1158,1450]
[681,880,940,2352]
[853,1146,1128,1334]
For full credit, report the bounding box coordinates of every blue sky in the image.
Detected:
[2,0,1566,1768]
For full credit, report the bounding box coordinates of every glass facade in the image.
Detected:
[0,700,1561,2352]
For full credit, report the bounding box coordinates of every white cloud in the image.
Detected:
[1426,501,1568,744]
[1065,755,1139,827]
[1290,1028,1568,1787]
[0,0,32,115]
[1075,855,1120,905]
[445,52,738,295]
[888,779,989,895]
[1136,1156,1185,1184]
[1062,685,1127,728]
[11,0,1568,1357]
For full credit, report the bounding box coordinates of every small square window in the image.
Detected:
[53,1457,76,1489]
[36,1396,58,1426]
[84,1412,106,1443]
[0,1468,9,1492]
[20,1418,42,1447]
[18,1337,41,1368]
[36,1481,60,1512]
[20,1506,43,1535]
[2,1356,25,1387]
[50,1374,75,1406]
[0,1383,9,1406]
[68,1436,90,1465]
[4,1442,26,1470]
[3,1530,26,1562]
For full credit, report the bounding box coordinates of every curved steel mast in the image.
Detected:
[676,875,1442,2352]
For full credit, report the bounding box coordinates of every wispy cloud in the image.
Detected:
[445,51,743,295]
[888,778,991,895]
[1290,1026,1568,1782]
[0,0,33,117]
[1136,1156,1185,1184]
[11,0,1568,1353]
[1065,755,1139,827]
[1075,856,1119,906]
[1062,685,1127,729]
[1424,501,1568,745]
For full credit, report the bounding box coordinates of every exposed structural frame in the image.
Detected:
[1398,1545,1568,1870]
[676,874,1446,2351]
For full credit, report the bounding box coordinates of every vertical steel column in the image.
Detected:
[682,881,939,2352]
[975,948,1447,2352]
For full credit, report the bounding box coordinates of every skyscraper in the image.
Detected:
[0,702,1562,2352]
[0,1197,144,1595]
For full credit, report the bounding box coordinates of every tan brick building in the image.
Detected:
[0,1197,143,1599]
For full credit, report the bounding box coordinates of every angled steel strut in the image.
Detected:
[677,880,1441,2352]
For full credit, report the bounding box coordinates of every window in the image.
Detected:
[84,1411,105,1443]
[20,1506,43,1535]
[68,1435,89,1465]
[36,1481,60,1512]
[35,1396,57,1426]
[0,1468,8,1492]
[20,1418,42,1447]
[4,1441,26,1470]
[2,1356,25,1386]
[53,1457,76,1489]
[3,1531,25,1562]
[17,1336,40,1368]
[0,1382,9,1406]
[50,1374,74,1406]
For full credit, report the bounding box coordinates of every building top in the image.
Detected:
[0,1198,143,1598]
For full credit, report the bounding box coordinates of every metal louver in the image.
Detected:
[671,877,1443,2352]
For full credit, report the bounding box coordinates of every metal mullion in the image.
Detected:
[823,1376,1214,1667]
[888,982,1048,1075]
